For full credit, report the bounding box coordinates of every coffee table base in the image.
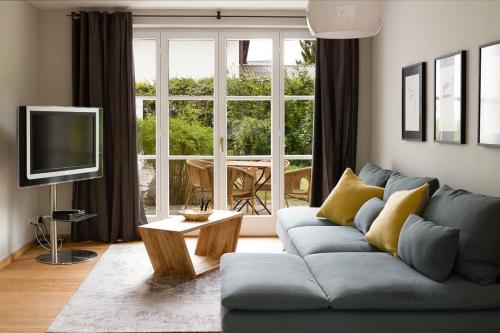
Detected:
[140,212,242,279]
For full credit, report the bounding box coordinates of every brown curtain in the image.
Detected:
[71,11,147,242]
[239,40,250,65]
[310,38,359,207]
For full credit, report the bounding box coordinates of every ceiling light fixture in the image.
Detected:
[306,0,383,39]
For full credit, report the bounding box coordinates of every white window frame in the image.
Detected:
[134,28,314,235]
[279,31,316,210]
[134,31,161,221]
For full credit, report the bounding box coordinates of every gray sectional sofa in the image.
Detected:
[220,162,500,333]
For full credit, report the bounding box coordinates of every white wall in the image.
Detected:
[0,1,40,261]
[357,38,372,171]
[371,0,500,196]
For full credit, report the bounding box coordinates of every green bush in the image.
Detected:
[169,117,213,155]
[136,116,156,155]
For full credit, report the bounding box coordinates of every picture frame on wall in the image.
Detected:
[434,51,466,144]
[402,62,426,141]
[479,41,500,147]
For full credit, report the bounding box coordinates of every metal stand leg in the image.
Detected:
[36,184,98,265]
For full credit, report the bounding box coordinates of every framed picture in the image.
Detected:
[402,62,426,141]
[434,51,466,144]
[479,41,500,147]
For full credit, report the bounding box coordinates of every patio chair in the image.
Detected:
[184,159,213,208]
[259,160,290,208]
[227,166,257,214]
[284,166,312,207]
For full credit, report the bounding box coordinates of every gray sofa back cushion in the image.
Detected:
[220,253,330,311]
[383,172,440,201]
[358,162,393,187]
[353,198,385,234]
[423,185,500,284]
[398,214,459,282]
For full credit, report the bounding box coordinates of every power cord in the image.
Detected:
[33,216,63,251]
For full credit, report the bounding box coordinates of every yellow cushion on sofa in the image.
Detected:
[316,168,384,226]
[365,184,430,256]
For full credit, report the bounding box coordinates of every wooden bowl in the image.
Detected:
[178,209,213,221]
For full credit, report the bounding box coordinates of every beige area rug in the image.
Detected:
[47,243,221,333]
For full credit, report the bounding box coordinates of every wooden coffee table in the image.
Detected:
[139,210,243,279]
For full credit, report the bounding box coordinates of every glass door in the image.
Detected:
[280,34,316,209]
[162,32,218,215]
[134,32,160,220]
[134,29,313,234]
[218,32,280,233]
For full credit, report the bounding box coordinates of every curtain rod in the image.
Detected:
[66,10,306,20]
[68,10,306,19]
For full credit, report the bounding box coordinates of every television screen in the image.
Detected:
[19,106,103,187]
[31,112,96,173]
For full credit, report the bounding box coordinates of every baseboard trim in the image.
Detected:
[0,240,35,271]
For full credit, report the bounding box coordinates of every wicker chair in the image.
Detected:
[259,160,290,208]
[284,166,312,207]
[184,160,214,208]
[227,166,257,214]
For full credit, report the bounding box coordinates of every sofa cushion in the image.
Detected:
[304,252,500,311]
[353,197,385,234]
[221,253,329,311]
[366,184,430,256]
[289,226,378,256]
[316,168,384,226]
[358,161,394,187]
[277,207,332,231]
[423,185,500,284]
[398,214,459,282]
[384,172,439,201]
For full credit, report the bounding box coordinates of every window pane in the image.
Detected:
[169,100,213,156]
[168,40,214,96]
[285,100,313,155]
[284,40,315,96]
[133,39,156,96]
[284,159,312,208]
[226,39,272,96]
[139,159,156,215]
[136,99,156,155]
[169,159,214,214]
[227,101,271,156]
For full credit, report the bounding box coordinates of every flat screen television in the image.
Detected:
[18,106,103,187]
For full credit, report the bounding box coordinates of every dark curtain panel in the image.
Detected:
[71,11,147,242]
[310,38,359,207]
[239,40,250,65]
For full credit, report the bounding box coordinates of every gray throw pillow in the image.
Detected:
[398,214,459,282]
[384,172,440,201]
[358,161,393,187]
[423,185,500,284]
[353,198,385,234]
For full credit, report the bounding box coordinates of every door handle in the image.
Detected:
[219,137,224,152]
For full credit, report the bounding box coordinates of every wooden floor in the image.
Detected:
[0,237,281,333]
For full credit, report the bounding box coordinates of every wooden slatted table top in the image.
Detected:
[226,160,271,168]
[139,210,244,234]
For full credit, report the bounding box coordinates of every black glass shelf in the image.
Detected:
[50,213,97,223]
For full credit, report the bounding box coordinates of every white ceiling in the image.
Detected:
[29,0,308,10]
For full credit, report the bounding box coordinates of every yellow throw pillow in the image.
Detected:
[316,168,384,226]
[365,184,430,256]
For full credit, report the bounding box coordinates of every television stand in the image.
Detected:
[36,184,98,265]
